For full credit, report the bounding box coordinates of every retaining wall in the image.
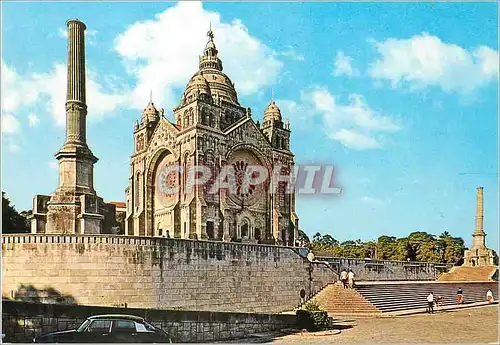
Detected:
[2,235,334,313]
[2,300,295,343]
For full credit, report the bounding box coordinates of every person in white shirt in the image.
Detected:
[348,269,355,288]
[340,269,348,289]
[426,292,435,314]
[487,289,494,303]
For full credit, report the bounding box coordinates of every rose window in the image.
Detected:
[233,161,256,197]
[158,169,178,197]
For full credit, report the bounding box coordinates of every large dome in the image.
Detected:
[180,28,240,107]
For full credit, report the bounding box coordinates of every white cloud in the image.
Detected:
[275,98,314,128]
[114,1,283,109]
[3,62,127,127]
[48,161,58,169]
[58,28,68,39]
[304,87,400,149]
[1,62,39,113]
[334,51,359,77]
[276,48,305,61]
[369,32,499,94]
[330,129,381,149]
[28,113,40,127]
[1,113,21,134]
[86,30,98,45]
[276,88,399,149]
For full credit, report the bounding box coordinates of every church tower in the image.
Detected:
[261,95,291,151]
[32,19,108,234]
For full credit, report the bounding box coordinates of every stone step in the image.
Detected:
[355,281,497,313]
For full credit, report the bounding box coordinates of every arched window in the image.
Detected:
[241,220,249,239]
[255,228,261,240]
[183,153,189,196]
[206,221,214,239]
[135,173,140,209]
[184,110,189,127]
[202,109,208,125]
[189,108,194,125]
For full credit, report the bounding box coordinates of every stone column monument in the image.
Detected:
[32,19,107,234]
[463,187,495,266]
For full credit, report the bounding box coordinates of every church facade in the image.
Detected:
[125,29,299,245]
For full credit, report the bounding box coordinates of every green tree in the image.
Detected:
[311,233,339,249]
[437,232,465,263]
[376,235,397,260]
[309,230,466,264]
[2,192,30,234]
[298,229,310,246]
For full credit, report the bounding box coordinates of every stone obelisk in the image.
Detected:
[472,187,486,248]
[462,186,495,266]
[44,19,105,234]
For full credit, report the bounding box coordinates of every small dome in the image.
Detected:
[142,101,159,123]
[264,100,282,122]
[182,73,213,104]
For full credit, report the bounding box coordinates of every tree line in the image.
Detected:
[298,229,494,265]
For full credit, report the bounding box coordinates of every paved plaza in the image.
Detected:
[270,305,498,343]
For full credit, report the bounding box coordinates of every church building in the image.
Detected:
[125,28,299,245]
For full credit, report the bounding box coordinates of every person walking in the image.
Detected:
[427,292,435,314]
[457,287,464,304]
[487,289,494,303]
[340,268,348,289]
[348,269,355,288]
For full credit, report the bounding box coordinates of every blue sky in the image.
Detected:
[2,2,498,250]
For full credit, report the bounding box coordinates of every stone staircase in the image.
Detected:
[311,282,381,316]
[307,281,498,315]
[437,266,498,282]
[355,281,498,313]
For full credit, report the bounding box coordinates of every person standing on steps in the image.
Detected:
[427,292,435,314]
[348,269,355,288]
[457,287,464,304]
[340,268,348,289]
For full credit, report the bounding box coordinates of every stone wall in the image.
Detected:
[2,300,296,343]
[2,235,335,314]
[316,256,453,281]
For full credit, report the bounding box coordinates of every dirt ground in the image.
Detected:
[271,305,499,344]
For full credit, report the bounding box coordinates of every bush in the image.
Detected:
[296,301,330,331]
[304,300,321,312]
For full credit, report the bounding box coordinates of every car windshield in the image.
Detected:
[76,319,91,332]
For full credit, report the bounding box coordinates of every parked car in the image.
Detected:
[33,314,171,343]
